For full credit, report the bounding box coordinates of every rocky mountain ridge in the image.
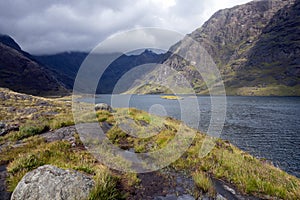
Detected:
[130,0,300,95]
[0,36,68,96]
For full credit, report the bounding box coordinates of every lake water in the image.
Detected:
[81,95,300,177]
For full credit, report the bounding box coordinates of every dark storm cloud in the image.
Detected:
[0,0,250,55]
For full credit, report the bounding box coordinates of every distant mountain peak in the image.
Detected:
[142,49,153,53]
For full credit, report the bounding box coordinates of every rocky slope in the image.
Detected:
[129,0,300,95]
[243,0,300,92]
[0,35,68,96]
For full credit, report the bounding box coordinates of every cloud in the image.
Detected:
[0,0,251,55]
[95,28,184,54]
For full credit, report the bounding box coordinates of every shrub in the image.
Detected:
[14,124,49,140]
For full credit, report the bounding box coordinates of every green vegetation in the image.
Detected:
[2,135,128,199]
[126,83,172,94]
[192,171,215,197]
[101,108,300,199]
[226,85,300,96]
[172,138,300,199]
[14,125,48,140]
[0,88,125,199]
[5,140,95,191]
[88,166,125,200]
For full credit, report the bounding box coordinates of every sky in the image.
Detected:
[0,0,251,55]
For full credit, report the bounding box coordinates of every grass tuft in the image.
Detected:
[88,167,125,200]
[13,124,49,140]
[193,171,215,197]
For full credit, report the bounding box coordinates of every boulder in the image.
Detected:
[11,165,94,200]
[40,126,76,144]
[95,103,112,112]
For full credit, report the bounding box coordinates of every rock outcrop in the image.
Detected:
[0,122,19,136]
[11,165,94,200]
[95,103,113,112]
[40,126,77,145]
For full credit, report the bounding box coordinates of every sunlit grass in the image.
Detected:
[99,107,300,199]
[173,138,300,199]
[192,170,215,197]
[88,166,125,200]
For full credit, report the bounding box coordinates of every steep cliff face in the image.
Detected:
[130,0,300,95]
[0,36,67,96]
[242,0,300,89]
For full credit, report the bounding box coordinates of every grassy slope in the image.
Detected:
[0,88,125,199]
[0,88,300,199]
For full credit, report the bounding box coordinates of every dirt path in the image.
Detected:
[124,167,262,200]
[126,168,195,200]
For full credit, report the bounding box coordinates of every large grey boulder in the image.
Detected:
[95,103,112,112]
[11,165,94,200]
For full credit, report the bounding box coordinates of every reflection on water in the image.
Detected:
[80,95,300,177]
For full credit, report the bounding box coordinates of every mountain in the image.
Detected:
[129,0,300,96]
[244,0,300,92]
[0,35,67,96]
[34,52,88,89]
[0,34,22,51]
[35,49,168,94]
